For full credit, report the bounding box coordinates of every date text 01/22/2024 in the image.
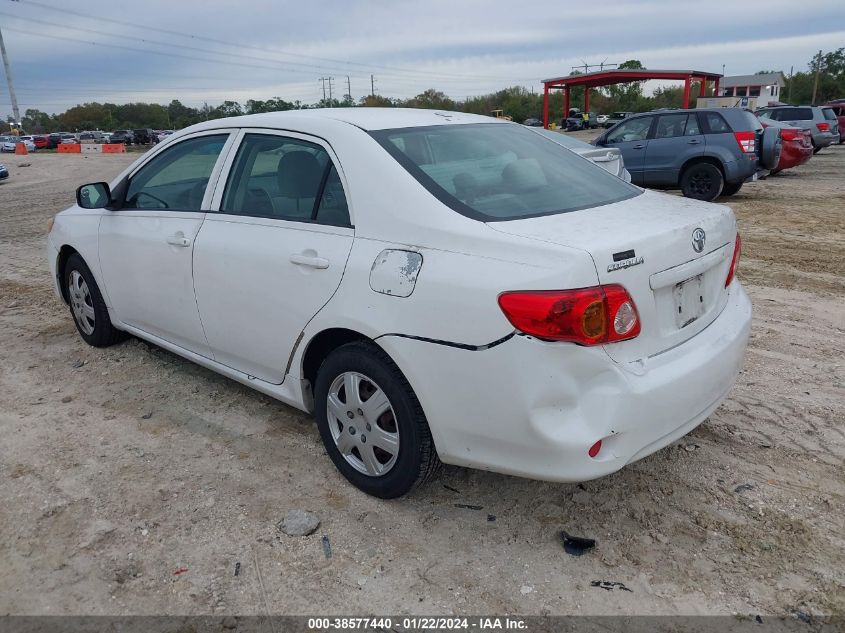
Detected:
[307,617,528,630]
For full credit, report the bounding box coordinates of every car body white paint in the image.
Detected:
[48,108,751,483]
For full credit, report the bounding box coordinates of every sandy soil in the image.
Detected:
[0,145,843,617]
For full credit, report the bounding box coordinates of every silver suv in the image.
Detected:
[756,106,838,153]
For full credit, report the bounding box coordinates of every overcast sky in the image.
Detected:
[1,0,844,115]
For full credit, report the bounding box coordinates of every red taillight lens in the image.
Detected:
[725,233,742,287]
[780,129,800,142]
[733,131,756,153]
[497,284,640,345]
[816,122,830,132]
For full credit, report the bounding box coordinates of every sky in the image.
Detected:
[1,0,844,116]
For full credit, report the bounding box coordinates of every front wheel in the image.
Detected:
[314,341,440,498]
[680,162,724,202]
[64,253,126,347]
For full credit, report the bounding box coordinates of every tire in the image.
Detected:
[812,145,822,154]
[314,341,440,498]
[760,127,782,170]
[680,162,724,202]
[721,182,743,196]
[64,253,126,347]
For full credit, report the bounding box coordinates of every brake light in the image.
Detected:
[497,284,640,345]
[780,129,801,142]
[725,233,742,287]
[733,131,756,153]
[816,122,830,132]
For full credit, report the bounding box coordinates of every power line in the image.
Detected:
[7,0,532,83]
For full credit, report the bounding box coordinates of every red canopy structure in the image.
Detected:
[541,68,723,128]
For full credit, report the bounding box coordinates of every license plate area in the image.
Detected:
[673,274,705,329]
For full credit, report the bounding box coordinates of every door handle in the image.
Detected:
[290,254,330,269]
[688,139,701,144]
[166,234,191,247]
[633,144,645,149]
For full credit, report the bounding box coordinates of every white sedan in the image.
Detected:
[0,135,36,152]
[47,109,751,498]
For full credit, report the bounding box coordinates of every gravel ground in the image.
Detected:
[0,142,843,617]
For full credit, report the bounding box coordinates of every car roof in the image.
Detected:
[188,107,503,133]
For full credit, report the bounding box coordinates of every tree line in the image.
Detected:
[4,49,842,133]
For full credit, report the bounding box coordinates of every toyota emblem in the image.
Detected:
[692,228,706,253]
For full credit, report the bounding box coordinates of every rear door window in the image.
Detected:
[654,114,689,139]
[221,133,350,227]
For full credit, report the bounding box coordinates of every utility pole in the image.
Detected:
[371,74,375,97]
[319,77,327,101]
[787,65,794,103]
[327,76,334,102]
[346,75,351,102]
[811,50,822,105]
[0,23,21,126]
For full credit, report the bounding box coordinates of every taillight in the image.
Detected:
[725,233,742,287]
[733,131,756,153]
[816,122,830,132]
[497,284,640,345]
[780,129,800,142]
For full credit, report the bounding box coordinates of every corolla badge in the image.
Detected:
[692,228,706,253]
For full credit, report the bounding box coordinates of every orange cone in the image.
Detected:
[14,142,28,155]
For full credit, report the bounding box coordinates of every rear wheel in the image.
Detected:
[314,341,440,498]
[720,182,743,196]
[680,162,723,202]
[64,253,126,347]
[812,144,822,154]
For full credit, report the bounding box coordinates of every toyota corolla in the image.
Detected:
[47,109,751,498]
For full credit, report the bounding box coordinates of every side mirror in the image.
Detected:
[77,182,111,209]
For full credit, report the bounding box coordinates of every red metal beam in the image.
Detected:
[564,87,570,122]
[682,77,691,108]
[543,83,549,129]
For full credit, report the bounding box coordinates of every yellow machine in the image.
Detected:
[490,109,513,121]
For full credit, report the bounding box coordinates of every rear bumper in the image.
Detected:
[378,281,752,482]
[777,142,813,170]
[813,132,836,147]
[723,157,759,184]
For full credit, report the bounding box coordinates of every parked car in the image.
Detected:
[32,135,50,149]
[110,130,135,145]
[755,105,838,153]
[20,135,39,150]
[0,135,36,152]
[596,114,609,125]
[521,118,543,127]
[757,118,813,175]
[0,161,8,181]
[595,108,781,201]
[46,133,63,149]
[59,133,78,145]
[156,129,175,142]
[532,128,631,181]
[79,132,98,144]
[604,111,634,128]
[821,101,845,143]
[132,128,155,145]
[49,109,751,498]
[564,112,598,130]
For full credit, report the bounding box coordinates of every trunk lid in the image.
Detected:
[487,190,737,364]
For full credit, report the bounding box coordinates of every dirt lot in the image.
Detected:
[1,143,843,617]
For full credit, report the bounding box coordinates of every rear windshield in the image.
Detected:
[370,123,640,221]
[772,107,813,121]
[822,108,837,120]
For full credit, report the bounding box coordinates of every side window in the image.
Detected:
[606,117,651,143]
[685,114,702,135]
[221,133,349,226]
[654,114,688,139]
[124,134,228,210]
[704,112,731,133]
[314,166,351,227]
